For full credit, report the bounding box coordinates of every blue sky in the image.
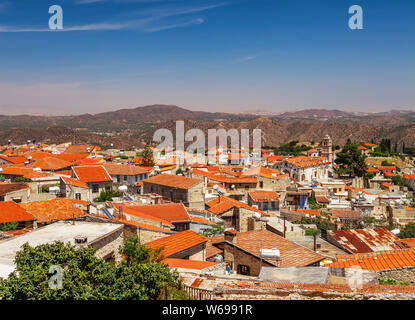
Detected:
[0,0,414,115]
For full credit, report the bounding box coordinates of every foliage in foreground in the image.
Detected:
[0,237,183,300]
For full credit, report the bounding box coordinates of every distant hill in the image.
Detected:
[1,105,415,148]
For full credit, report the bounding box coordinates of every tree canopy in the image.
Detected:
[141,144,155,167]
[0,237,181,300]
[335,142,368,177]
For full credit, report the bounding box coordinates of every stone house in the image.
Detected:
[142,174,204,209]
[0,183,30,203]
[72,166,113,198]
[213,229,325,276]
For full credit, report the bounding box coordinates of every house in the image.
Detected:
[206,196,266,232]
[163,258,222,274]
[113,202,191,232]
[0,201,36,230]
[72,166,113,197]
[145,230,208,260]
[212,229,325,276]
[141,174,204,209]
[103,163,150,186]
[276,156,331,182]
[240,166,290,191]
[0,221,124,279]
[189,215,217,233]
[60,176,91,201]
[0,155,27,165]
[19,198,87,225]
[330,209,362,228]
[247,191,279,212]
[327,228,404,254]
[0,183,30,203]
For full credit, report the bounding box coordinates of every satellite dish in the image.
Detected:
[118,185,128,193]
[391,229,400,235]
[213,184,219,190]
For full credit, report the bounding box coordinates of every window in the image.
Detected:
[116,175,120,182]
[92,184,99,193]
[124,175,127,181]
[237,265,250,275]
[75,193,81,200]
[259,181,264,188]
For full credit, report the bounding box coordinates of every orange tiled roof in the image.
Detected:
[286,156,330,168]
[358,146,368,150]
[364,143,378,147]
[63,145,97,154]
[367,166,379,173]
[207,195,264,215]
[145,230,207,258]
[61,176,89,189]
[248,190,279,202]
[328,248,415,271]
[0,155,27,164]
[73,165,112,183]
[381,182,392,188]
[189,215,216,225]
[293,208,321,217]
[121,203,190,223]
[112,203,174,227]
[384,172,397,177]
[142,174,202,189]
[163,258,219,270]
[0,167,54,179]
[0,201,35,223]
[330,209,361,219]
[307,149,318,153]
[28,157,72,171]
[54,153,90,162]
[104,163,150,176]
[19,199,86,223]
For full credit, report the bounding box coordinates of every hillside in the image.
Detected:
[1,105,415,148]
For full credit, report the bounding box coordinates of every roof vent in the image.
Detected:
[75,235,88,244]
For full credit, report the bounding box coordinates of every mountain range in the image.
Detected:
[1,105,414,149]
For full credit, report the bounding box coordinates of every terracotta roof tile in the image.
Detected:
[73,165,112,183]
[248,191,279,202]
[163,258,219,270]
[61,176,89,189]
[146,230,207,258]
[0,201,35,223]
[328,248,415,271]
[19,199,86,223]
[142,174,202,190]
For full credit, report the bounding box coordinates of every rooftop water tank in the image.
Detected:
[260,248,280,260]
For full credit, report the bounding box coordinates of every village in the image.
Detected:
[1,134,415,300]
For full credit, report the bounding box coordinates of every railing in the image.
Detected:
[183,285,214,300]
[156,285,214,300]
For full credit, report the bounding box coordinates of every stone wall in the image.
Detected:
[377,268,415,284]
[90,226,124,263]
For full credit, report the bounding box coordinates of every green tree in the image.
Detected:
[93,190,122,202]
[335,143,368,177]
[399,223,415,239]
[0,221,18,232]
[141,144,155,167]
[0,238,182,300]
[202,225,224,237]
[175,168,184,175]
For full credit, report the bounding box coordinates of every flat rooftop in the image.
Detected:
[0,221,122,279]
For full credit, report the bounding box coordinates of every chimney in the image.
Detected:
[224,229,237,243]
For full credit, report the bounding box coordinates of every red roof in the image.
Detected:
[366,166,379,173]
[146,230,207,258]
[73,165,112,183]
[0,183,30,196]
[207,195,264,215]
[28,157,72,171]
[0,201,35,223]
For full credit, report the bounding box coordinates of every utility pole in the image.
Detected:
[283,215,286,238]
[72,133,75,226]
